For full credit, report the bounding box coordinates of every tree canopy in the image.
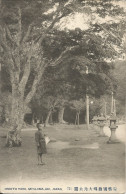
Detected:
[0,0,126,129]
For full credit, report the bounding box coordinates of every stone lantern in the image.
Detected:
[92,116,98,126]
[107,114,120,144]
[97,115,106,137]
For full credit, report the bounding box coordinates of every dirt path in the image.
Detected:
[0,125,125,192]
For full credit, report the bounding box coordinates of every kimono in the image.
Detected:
[35,130,47,155]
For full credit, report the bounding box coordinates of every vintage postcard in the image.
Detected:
[0,0,126,193]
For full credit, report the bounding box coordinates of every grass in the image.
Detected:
[0,124,125,192]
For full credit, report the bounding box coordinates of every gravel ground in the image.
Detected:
[0,124,125,193]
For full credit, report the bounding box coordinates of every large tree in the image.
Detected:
[0,0,79,131]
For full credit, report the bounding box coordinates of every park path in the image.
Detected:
[22,123,126,143]
[0,124,125,193]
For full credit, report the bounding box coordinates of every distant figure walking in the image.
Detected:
[35,123,47,165]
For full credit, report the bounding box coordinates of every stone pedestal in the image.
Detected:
[93,124,99,134]
[98,123,106,137]
[96,115,106,137]
[92,116,98,131]
[107,126,120,144]
[93,123,98,130]
[99,125,106,137]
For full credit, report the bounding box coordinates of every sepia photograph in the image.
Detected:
[0,0,126,193]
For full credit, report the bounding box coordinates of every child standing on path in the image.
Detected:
[35,123,47,165]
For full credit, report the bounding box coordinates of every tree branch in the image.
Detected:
[37,3,66,46]
[98,23,122,43]
[22,23,34,43]
[25,61,46,104]
[19,49,32,94]
[107,43,120,55]
[0,27,15,71]
[48,45,79,67]
[17,7,22,45]
[5,24,17,46]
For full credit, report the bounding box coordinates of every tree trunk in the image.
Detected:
[58,107,64,123]
[6,94,25,147]
[44,110,52,127]
[49,112,53,124]
[85,113,87,124]
[75,111,80,127]
[125,95,126,122]
[32,113,36,126]
[11,95,25,130]
[40,115,43,124]
[77,111,80,126]
[75,112,77,125]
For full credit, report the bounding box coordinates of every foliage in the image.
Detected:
[114,60,126,101]
[0,0,126,128]
[69,99,85,112]
[112,60,126,116]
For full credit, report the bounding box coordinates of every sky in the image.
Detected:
[59,12,90,30]
[45,0,126,31]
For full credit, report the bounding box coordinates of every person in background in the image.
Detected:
[35,123,47,165]
[6,125,22,147]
